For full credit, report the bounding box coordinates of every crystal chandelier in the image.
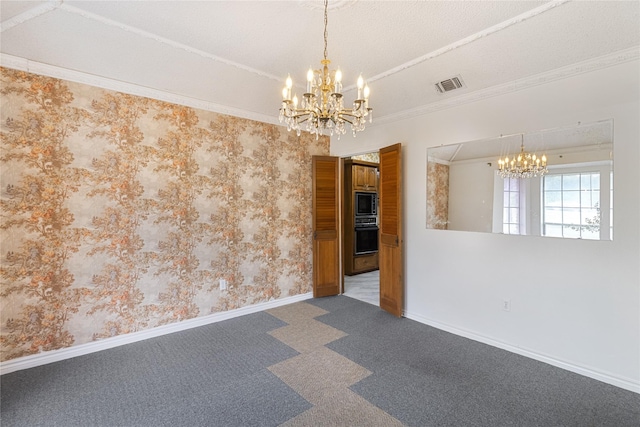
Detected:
[497,134,548,179]
[279,0,372,139]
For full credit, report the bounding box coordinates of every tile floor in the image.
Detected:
[343,269,379,306]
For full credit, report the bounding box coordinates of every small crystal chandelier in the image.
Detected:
[497,134,548,179]
[279,0,372,139]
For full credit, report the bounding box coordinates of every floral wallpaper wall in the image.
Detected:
[426,160,449,229]
[0,67,329,362]
[351,152,379,163]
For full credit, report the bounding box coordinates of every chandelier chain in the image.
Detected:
[323,0,328,61]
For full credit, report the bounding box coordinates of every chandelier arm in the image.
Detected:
[281,106,323,119]
[334,116,355,125]
[334,111,360,119]
[289,112,312,120]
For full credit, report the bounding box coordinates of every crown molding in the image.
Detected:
[368,0,571,85]
[0,0,61,33]
[56,3,281,83]
[0,54,281,126]
[3,46,638,130]
[372,46,640,127]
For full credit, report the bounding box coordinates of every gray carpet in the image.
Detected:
[1,312,311,426]
[308,296,640,426]
[1,296,639,426]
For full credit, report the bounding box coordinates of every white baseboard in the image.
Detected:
[0,293,313,376]
[4,296,637,395]
[404,310,640,394]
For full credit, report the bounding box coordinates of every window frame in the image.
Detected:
[493,160,612,240]
[541,161,612,240]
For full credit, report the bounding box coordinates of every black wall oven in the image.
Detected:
[354,216,378,255]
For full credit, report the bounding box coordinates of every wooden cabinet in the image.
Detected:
[343,160,379,276]
[353,164,377,190]
[353,252,378,271]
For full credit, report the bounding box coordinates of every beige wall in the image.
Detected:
[0,67,329,362]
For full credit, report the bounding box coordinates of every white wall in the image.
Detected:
[331,59,640,392]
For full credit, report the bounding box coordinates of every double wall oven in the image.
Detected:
[354,192,378,255]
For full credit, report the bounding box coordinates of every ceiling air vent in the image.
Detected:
[435,76,465,94]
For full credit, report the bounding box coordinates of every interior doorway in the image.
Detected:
[342,151,380,306]
[312,144,403,317]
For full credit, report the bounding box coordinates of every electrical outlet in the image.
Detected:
[219,279,227,291]
[502,299,511,312]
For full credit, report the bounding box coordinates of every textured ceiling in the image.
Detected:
[1,1,639,125]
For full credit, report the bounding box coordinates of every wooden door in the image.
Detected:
[312,156,340,297]
[379,143,404,316]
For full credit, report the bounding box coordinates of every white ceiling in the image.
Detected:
[1,1,639,125]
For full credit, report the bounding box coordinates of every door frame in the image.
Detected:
[335,146,403,316]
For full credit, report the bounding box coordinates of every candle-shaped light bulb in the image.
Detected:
[357,74,364,99]
[542,154,547,164]
[334,69,342,93]
[282,87,288,101]
[364,85,370,100]
[532,154,537,161]
[285,75,293,100]
[505,156,509,164]
[293,95,298,108]
[306,68,313,93]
